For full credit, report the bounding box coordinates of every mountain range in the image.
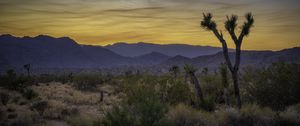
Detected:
[0,34,299,74]
[105,42,225,58]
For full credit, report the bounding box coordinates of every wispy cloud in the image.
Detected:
[0,0,299,50]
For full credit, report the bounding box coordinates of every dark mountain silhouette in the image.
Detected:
[0,34,133,71]
[158,47,300,70]
[0,34,94,69]
[105,42,226,58]
[0,34,299,73]
[134,52,171,65]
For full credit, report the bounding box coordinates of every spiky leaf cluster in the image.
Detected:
[241,13,254,36]
[225,15,238,32]
[201,13,216,30]
[184,64,197,74]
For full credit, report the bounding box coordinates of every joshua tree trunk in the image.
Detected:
[233,44,242,109]
[232,71,241,108]
[189,72,204,103]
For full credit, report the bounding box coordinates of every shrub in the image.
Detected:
[161,104,215,126]
[7,113,17,119]
[30,100,48,115]
[101,83,167,126]
[0,92,9,105]
[166,81,191,105]
[276,103,300,126]
[0,69,36,91]
[242,62,300,110]
[199,96,215,112]
[66,115,96,126]
[216,104,276,126]
[22,88,38,100]
[73,74,104,91]
[101,105,136,126]
[61,107,79,117]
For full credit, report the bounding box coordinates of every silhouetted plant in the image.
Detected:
[0,92,9,106]
[201,12,254,109]
[0,69,27,90]
[169,65,180,78]
[30,100,48,115]
[23,64,31,77]
[22,88,38,100]
[184,64,204,103]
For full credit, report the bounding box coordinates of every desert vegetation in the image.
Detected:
[0,62,300,126]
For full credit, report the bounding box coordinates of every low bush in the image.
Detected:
[101,105,136,126]
[242,62,300,110]
[0,92,9,106]
[199,96,215,112]
[0,69,36,91]
[73,74,104,91]
[161,104,215,126]
[66,115,97,126]
[101,82,167,126]
[165,80,192,105]
[30,100,48,115]
[216,104,276,126]
[22,88,38,100]
[276,103,300,126]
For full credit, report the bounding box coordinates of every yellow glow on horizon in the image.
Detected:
[0,0,299,50]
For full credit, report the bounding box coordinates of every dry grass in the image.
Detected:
[0,82,123,126]
[32,82,123,119]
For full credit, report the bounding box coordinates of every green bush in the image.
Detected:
[276,103,300,126]
[0,69,36,91]
[199,96,215,112]
[165,80,191,105]
[216,104,276,126]
[161,104,215,126]
[242,62,300,110]
[101,82,167,126]
[0,92,9,106]
[73,74,104,91]
[30,100,48,115]
[101,105,136,126]
[22,88,38,100]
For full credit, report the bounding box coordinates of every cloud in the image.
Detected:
[0,0,299,50]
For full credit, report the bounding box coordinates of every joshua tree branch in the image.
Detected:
[211,28,234,73]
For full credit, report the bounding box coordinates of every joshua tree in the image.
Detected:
[201,13,254,109]
[184,64,204,103]
[169,65,180,78]
[23,64,31,77]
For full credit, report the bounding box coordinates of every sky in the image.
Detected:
[0,0,300,50]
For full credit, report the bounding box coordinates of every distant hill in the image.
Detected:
[105,42,225,58]
[0,34,132,71]
[158,47,300,71]
[133,52,171,65]
[0,34,299,74]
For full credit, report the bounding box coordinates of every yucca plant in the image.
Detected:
[23,64,31,77]
[184,64,204,103]
[169,65,180,78]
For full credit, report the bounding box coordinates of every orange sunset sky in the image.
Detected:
[0,0,300,50]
